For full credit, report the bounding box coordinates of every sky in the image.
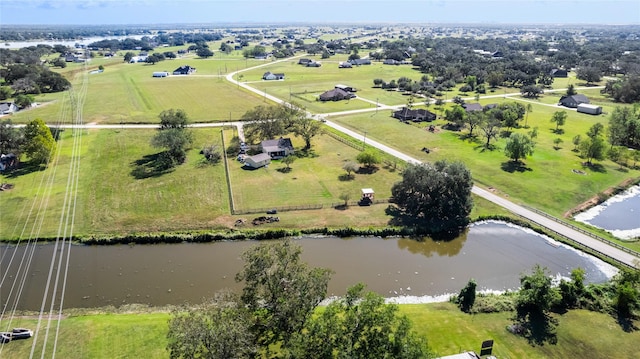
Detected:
[1,0,639,26]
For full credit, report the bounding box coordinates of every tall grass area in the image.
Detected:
[0,128,231,239]
[3,303,639,358]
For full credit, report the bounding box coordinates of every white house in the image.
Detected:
[152,71,170,78]
[244,153,271,169]
[262,71,285,80]
[0,102,19,115]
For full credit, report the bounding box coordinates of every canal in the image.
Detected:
[0,221,617,310]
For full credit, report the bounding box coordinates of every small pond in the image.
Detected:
[0,221,617,311]
[574,185,640,239]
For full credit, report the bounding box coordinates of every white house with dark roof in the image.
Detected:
[262,71,285,80]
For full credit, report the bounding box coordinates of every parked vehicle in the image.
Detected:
[11,328,33,340]
[0,332,12,343]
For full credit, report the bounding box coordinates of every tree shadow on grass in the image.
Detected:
[508,315,558,346]
[338,173,355,181]
[501,161,533,173]
[357,166,378,174]
[277,167,292,173]
[581,162,607,173]
[474,144,498,153]
[616,313,639,333]
[130,152,175,179]
[3,161,45,179]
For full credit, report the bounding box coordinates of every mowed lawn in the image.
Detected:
[0,128,231,238]
[9,55,267,125]
[330,98,640,217]
[3,303,640,359]
[228,131,403,211]
[238,56,424,113]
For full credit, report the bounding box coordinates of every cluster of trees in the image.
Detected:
[241,103,322,150]
[602,76,640,104]
[167,240,431,358]
[0,63,71,99]
[391,160,473,234]
[457,265,640,345]
[242,45,267,59]
[445,102,528,150]
[151,109,193,168]
[0,118,57,165]
[0,26,151,41]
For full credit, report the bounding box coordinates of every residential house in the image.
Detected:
[335,84,356,92]
[559,94,589,108]
[550,68,568,77]
[383,59,399,65]
[243,153,272,169]
[338,62,353,68]
[492,51,503,58]
[262,71,285,80]
[462,103,484,112]
[173,65,196,75]
[393,107,437,122]
[0,102,19,115]
[152,71,170,78]
[306,61,321,67]
[319,88,355,101]
[298,58,312,65]
[261,138,294,159]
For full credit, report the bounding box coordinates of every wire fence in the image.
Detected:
[232,198,391,215]
[324,130,364,151]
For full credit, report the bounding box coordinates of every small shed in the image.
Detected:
[244,153,271,169]
[577,103,603,115]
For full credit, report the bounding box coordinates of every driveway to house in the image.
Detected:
[226,64,638,267]
[55,61,637,268]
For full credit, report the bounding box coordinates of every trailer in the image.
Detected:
[577,103,602,115]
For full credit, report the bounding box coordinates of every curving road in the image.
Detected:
[224,61,638,268]
[55,58,638,268]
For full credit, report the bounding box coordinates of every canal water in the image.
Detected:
[0,221,617,311]
[574,185,640,239]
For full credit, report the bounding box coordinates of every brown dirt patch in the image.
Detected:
[563,177,639,218]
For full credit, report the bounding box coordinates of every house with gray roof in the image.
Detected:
[559,94,589,108]
[260,138,294,159]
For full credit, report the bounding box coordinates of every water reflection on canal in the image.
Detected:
[0,221,617,310]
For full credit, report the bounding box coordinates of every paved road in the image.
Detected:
[59,60,638,268]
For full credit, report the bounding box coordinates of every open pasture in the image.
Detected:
[329,97,640,217]
[0,128,231,238]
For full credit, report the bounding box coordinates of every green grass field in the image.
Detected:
[3,303,638,359]
[329,98,640,218]
[10,54,268,124]
[229,132,402,211]
[0,128,231,238]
